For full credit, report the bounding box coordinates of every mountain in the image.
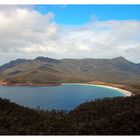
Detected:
[0,56,140,85]
[35,56,60,63]
[0,59,30,72]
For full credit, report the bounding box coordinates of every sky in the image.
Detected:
[35,5,140,24]
[0,5,140,65]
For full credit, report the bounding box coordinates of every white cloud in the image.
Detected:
[22,44,58,54]
[0,6,140,65]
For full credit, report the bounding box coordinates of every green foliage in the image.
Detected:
[0,95,140,135]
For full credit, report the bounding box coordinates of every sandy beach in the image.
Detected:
[0,80,133,96]
[86,84,132,96]
[62,83,133,96]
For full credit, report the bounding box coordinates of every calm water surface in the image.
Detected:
[0,84,124,111]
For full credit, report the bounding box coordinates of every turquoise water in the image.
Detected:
[0,84,124,111]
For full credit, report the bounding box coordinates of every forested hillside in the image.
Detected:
[0,95,140,135]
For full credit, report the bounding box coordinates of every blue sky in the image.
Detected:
[0,5,140,64]
[34,5,140,24]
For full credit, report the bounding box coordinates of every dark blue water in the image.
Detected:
[0,84,124,111]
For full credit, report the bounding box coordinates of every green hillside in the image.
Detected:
[0,95,140,135]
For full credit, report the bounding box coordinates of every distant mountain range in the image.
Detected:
[0,56,140,85]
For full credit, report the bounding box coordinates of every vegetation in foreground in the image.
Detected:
[0,95,140,135]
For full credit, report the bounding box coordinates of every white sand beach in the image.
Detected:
[62,83,132,96]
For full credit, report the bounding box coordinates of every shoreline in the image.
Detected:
[0,81,61,86]
[0,84,61,86]
[0,81,133,96]
[62,83,133,97]
[92,84,132,97]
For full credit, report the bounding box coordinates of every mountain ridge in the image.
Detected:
[0,56,138,67]
[0,56,140,85]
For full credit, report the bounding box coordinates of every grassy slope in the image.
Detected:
[0,95,140,135]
